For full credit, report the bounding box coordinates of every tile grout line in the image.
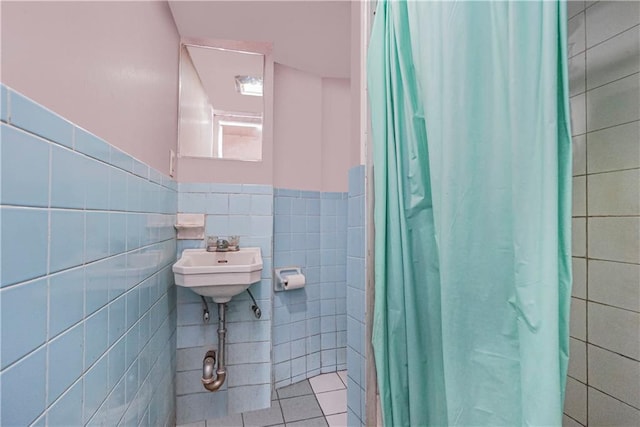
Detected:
[584,341,640,364]
[583,71,640,101]
[563,412,584,426]
[567,21,639,61]
[309,387,328,424]
[570,118,639,140]
[585,22,640,54]
[43,129,53,423]
[583,10,589,422]
[575,166,640,178]
[277,390,285,427]
[588,383,640,412]
[583,299,640,315]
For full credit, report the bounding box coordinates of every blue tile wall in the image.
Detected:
[176,183,273,424]
[1,207,49,286]
[0,125,50,207]
[9,90,74,148]
[272,188,348,389]
[0,84,178,427]
[346,165,367,427]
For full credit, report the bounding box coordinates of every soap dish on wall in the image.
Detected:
[175,213,205,240]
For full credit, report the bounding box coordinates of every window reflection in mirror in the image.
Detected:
[178,42,264,161]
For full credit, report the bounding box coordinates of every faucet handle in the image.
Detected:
[228,235,240,249]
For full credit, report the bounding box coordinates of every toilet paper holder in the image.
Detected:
[274,267,304,291]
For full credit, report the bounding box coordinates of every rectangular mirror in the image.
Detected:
[178,42,264,161]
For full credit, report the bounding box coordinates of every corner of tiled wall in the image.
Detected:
[346,164,367,427]
[175,183,273,424]
[565,1,640,425]
[0,84,178,426]
[272,187,348,389]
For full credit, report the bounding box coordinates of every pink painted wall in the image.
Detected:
[178,60,352,190]
[1,1,180,174]
[322,78,352,192]
[169,1,351,79]
[272,65,353,192]
[273,63,323,190]
[350,0,366,168]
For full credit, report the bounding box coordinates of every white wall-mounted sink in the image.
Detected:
[172,247,263,303]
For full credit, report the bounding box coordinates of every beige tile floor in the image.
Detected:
[183,371,348,427]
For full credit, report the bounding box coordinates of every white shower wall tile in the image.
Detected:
[587,169,640,216]
[572,176,586,217]
[588,217,640,263]
[568,338,587,383]
[588,345,640,409]
[567,13,639,420]
[571,218,586,257]
[588,387,640,426]
[571,257,586,299]
[570,92,587,136]
[587,121,640,173]
[586,26,639,90]
[572,134,586,176]
[568,52,586,96]
[564,377,587,425]
[569,298,586,341]
[587,302,640,360]
[586,73,640,132]
[588,260,640,312]
[568,12,586,58]
[585,0,640,48]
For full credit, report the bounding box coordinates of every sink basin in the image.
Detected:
[172,247,263,303]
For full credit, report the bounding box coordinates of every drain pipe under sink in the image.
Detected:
[201,303,227,391]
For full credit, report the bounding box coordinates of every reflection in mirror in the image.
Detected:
[179,43,264,161]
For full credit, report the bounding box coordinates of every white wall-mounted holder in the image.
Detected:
[274,267,306,291]
[175,213,205,240]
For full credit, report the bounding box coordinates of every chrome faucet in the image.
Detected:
[207,236,228,252]
[206,236,239,252]
[215,238,229,251]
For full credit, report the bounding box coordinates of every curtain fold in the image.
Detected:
[369,1,572,425]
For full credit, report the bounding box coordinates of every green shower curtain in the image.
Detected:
[369,1,572,426]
